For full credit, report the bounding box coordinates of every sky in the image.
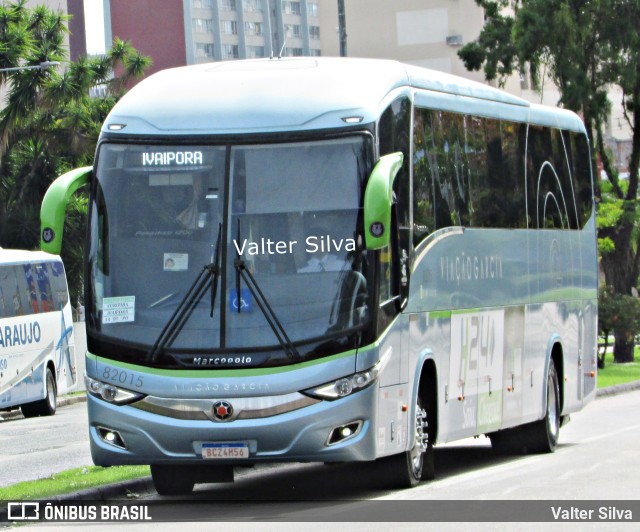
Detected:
[83,0,106,55]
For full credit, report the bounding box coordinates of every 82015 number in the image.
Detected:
[102,366,144,388]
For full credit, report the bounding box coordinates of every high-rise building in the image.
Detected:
[84,0,322,80]
[66,0,86,61]
[186,0,321,63]
[104,0,187,77]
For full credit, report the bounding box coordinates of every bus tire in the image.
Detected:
[525,358,561,453]
[378,395,429,489]
[151,465,195,495]
[421,443,436,481]
[21,368,57,418]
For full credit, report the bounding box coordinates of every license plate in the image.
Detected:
[202,442,249,459]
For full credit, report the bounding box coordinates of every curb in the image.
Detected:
[50,476,156,502]
[57,394,87,408]
[595,379,640,397]
[0,393,86,422]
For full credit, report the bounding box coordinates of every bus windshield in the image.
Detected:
[88,136,373,368]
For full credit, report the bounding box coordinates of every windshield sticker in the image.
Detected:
[102,296,135,325]
[164,253,189,271]
[229,288,252,313]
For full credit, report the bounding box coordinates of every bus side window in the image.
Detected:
[49,261,69,309]
[571,132,594,227]
[7,265,27,316]
[0,266,15,318]
[34,264,54,312]
[20,265,40,314]
[379,96,411,307]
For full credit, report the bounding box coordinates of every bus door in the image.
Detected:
[501,306,525,428]
[447,308,506,440]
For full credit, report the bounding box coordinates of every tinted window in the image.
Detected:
[0,262,67,318]
[379,97,412,312]
[570,132,594,228]
[412,109,528,246]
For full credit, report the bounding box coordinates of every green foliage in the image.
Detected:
[457,1,518,85]
[460,0,640,362]
[596,191,624,257]
[597,236,615,255]
[0,1,151,304]
[459,0,617,122]
[598,286,640,365]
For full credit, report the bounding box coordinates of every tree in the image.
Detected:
[458,0,640,362]
[0,1,151,304]
[598,286,640,368]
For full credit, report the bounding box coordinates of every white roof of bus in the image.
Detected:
[103,57,584,136]
[0,248,60,265]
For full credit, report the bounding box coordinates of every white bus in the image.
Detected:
[0,249,76,417]
[41,58,598,494]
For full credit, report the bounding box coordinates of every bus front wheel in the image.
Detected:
[21,368,57,418]
[378,395,431,488]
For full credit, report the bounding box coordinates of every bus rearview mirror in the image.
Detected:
[363,152,403,250]
[40,166,92,255]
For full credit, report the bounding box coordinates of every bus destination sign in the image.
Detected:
[141,150,203,167]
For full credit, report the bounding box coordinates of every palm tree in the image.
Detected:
[0,1,151,303]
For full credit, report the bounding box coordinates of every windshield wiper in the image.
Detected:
[210,223,222,317]
[147,223,222,364]
[233,221,300,361]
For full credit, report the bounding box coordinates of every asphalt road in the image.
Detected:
[2,384,639,502]
[147,387,640,502]
[0,401,91,487]
[2,387,639,532]
[0,324,89,487]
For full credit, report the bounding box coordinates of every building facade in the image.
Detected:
[93,0,488,82]
[91,0,321,76]
[71,0,632,172]
[186,0,321,63]
[104,0,187,78]
[318,0,489,84]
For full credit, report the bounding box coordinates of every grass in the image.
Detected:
[0,465,150,501]
[597,349,640,389]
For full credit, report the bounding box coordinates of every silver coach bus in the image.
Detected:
[41,58,598,494]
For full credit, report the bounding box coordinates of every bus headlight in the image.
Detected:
[303,366,378,400]
[85,376,145,405]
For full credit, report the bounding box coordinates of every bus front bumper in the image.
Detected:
[87,383,379,466]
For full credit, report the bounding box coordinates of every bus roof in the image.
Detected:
[103,57,585,136]
[0,248,61,265]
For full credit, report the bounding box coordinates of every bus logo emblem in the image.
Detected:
[369,222,384,238]
[212,400,234,421]
[42,227,55,243]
